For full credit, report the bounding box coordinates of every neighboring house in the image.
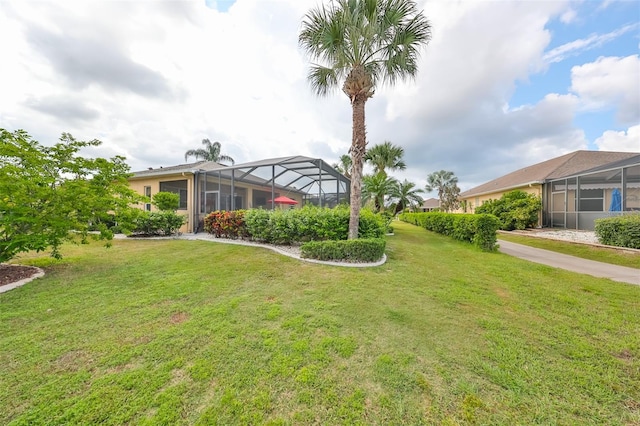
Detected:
[459,150,640,230]
[128,155,350,233]
[420,198,440,212]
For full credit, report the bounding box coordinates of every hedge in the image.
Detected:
[242,205,385,244]
[400,212,500,251]
[130,211,186,236]
[300,238,386,262]
[594,214,640,249]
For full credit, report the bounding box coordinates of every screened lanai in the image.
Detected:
[194,155,350,227]
[546,155,640,230]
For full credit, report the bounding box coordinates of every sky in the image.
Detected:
[0,0,638,193]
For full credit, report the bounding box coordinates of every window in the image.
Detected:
[159,180,188,210]
[578,188,603,212]
[144,186,151,211]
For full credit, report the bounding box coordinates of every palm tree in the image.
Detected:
[425,170,459,212]
[184,139,235,165]
[365,141,406,177]
[333,154,353,179]
[299,0,431,239]
[362,173,399,213]
[392,179,424,214]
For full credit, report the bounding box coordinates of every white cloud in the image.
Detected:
[560,8,577,24]
[595,125,640,152]
[543,23,639,64]
[570,55,640,124]
[0,0,635,194]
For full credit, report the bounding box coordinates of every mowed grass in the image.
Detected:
[498,232,640,269]
[1,222,639,425]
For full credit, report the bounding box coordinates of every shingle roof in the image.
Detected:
[460,150,639,198]
[421,198,440,209]
[129,161,219,178]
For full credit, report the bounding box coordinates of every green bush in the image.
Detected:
[301,238,386,262]
[152,191,180,212]
[243,206,384,244]
[595,214,640,249]
[399,212,500,251]
[244,208,271,241]
[475,190,541,230]
[131,211,185,236]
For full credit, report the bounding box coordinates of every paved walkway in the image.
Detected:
[498,239,640,286]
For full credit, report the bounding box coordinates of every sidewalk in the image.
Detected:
[498,239,640,286]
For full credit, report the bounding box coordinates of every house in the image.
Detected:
[128,156,350,233]
[420,198,440,212]
[459,150,640,230]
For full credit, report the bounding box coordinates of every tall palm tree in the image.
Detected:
[392,179,424,214]
[333,154,353,179]
[425,170,459,212]
[362,173,399,213]
[300,0,431,239]
[365,141,406,177]
[184,139,235,165]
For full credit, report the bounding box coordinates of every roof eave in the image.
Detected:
[460,180,544,199]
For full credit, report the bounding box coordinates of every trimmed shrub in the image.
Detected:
[400,212,500,251]
[475,190,541,230]
[152,191,180,212]
[131,211,185,236]
[301,238,386,262]
[204,210,247,239]
[243,206,384,244]
[595,214,640,249]
[244,208,271,241]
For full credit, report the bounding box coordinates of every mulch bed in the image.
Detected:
[0,264,41,287]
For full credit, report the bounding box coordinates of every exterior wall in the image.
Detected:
[459,184,544,226]
[129,174,194,233]
[461,185,542,211]
[130,172,307,234]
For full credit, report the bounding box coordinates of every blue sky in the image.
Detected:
[0,0,638,192]
[509,0,638,145]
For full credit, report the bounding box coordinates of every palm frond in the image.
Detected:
[308,65,341,96]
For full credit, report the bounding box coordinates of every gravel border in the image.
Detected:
[121,233,388,268]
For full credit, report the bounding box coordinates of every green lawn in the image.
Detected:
[1,222,639,425]
[498,232,640,269]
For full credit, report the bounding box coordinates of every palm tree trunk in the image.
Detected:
[348,97,367,240]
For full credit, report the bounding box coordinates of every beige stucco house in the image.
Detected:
[459,151,640,230]
[128,156,350,233]
[420,198,440,212]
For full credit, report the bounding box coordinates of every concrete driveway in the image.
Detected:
[498,239,640,286]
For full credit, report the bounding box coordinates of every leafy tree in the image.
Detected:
[333,154,353,179]
[392,179,424,214]
[425,170,460,212]
[184,138,235,164]
[299,0,431,239]
[152,192,180,212]
[365,141,406,177]
[0,129,140,262]
[441,184,461,213]
[362,173,399,213]
[475,190,541,230]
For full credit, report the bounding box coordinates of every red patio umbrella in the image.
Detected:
[268,196,298,205]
